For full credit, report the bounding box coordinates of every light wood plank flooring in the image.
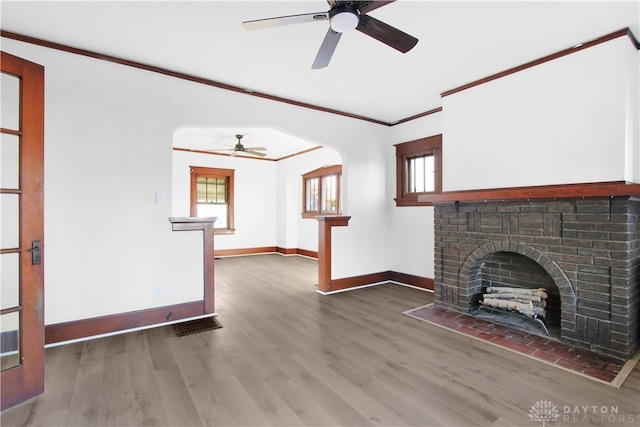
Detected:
[2,254,639,426]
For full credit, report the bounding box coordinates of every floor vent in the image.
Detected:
[173,317,222,337]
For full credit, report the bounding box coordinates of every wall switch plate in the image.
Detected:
[152,284,163,299]
[155,189,164,205]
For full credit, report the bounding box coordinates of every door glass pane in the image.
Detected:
[1,133,20,190]
[1,194,19,248]
[1,253,20,310]
[1,73,20,131]
[1,311,21,371]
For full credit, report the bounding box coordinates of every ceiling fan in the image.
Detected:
[242,0,418,69]
[208,134,267,157]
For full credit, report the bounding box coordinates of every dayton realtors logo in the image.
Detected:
[529,400,638,425]
[529,400,560,427]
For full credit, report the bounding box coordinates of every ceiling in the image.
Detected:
[2,1,639,159]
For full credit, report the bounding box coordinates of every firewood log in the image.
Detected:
[482,293,544,302]
[482,298,547,317]
[510,298,547,307]
[482,297,533,312]
[486,287,548,299]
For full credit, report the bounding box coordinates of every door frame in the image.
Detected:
[1,51,45,410]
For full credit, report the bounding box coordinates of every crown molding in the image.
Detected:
[441,28,639,99]
[0,30,392,126]
[3,27,636,127]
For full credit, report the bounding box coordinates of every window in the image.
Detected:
[302,165,342,218]
[190,166,235,233]
[407,154,435,193]
[394,135,442,206]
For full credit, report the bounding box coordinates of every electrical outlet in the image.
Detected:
[152,284,163,299]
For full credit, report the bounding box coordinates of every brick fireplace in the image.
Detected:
[421,182,640,360]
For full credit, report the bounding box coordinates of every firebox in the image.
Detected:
[424,183,640,360]
[471,251,562,337]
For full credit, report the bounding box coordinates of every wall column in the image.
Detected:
[317,216,351,293]
[169,217,216,313]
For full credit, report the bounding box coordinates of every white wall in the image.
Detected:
[442,36,638,191]
[17,43,207,324]
[384,113,443,279]
[625,39,640,183]
[1,37,391,324]
[332,147,390,278]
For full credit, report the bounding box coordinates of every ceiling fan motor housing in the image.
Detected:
[329,5,359,32]
[235,134,245,150]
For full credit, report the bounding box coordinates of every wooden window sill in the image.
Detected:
[301,212,342,219]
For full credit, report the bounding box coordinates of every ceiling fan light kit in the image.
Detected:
[242,0,418,69]
[329,6,359,32]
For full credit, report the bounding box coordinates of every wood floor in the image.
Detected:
[2,254,639,426]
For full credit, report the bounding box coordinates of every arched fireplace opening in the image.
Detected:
[470,251,561,337]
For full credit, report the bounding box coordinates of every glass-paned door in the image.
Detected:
[1,51,45,410]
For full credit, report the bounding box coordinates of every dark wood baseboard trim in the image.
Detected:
[275,247,318,258]
[329,272,390,292]
[295,248,318,259]
[44,300,205,345]
[216,246,318,258]
[215,246,276,257]
[275,247,296,255]
[386,271,435,290]
[326,271,434,293]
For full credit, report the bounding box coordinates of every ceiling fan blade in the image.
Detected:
[355,0,396,14]
[242,11,328,30]
[245,150,268,157]
[356,14,418,53]
[246,146,267,151]
[312,28,342,69]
